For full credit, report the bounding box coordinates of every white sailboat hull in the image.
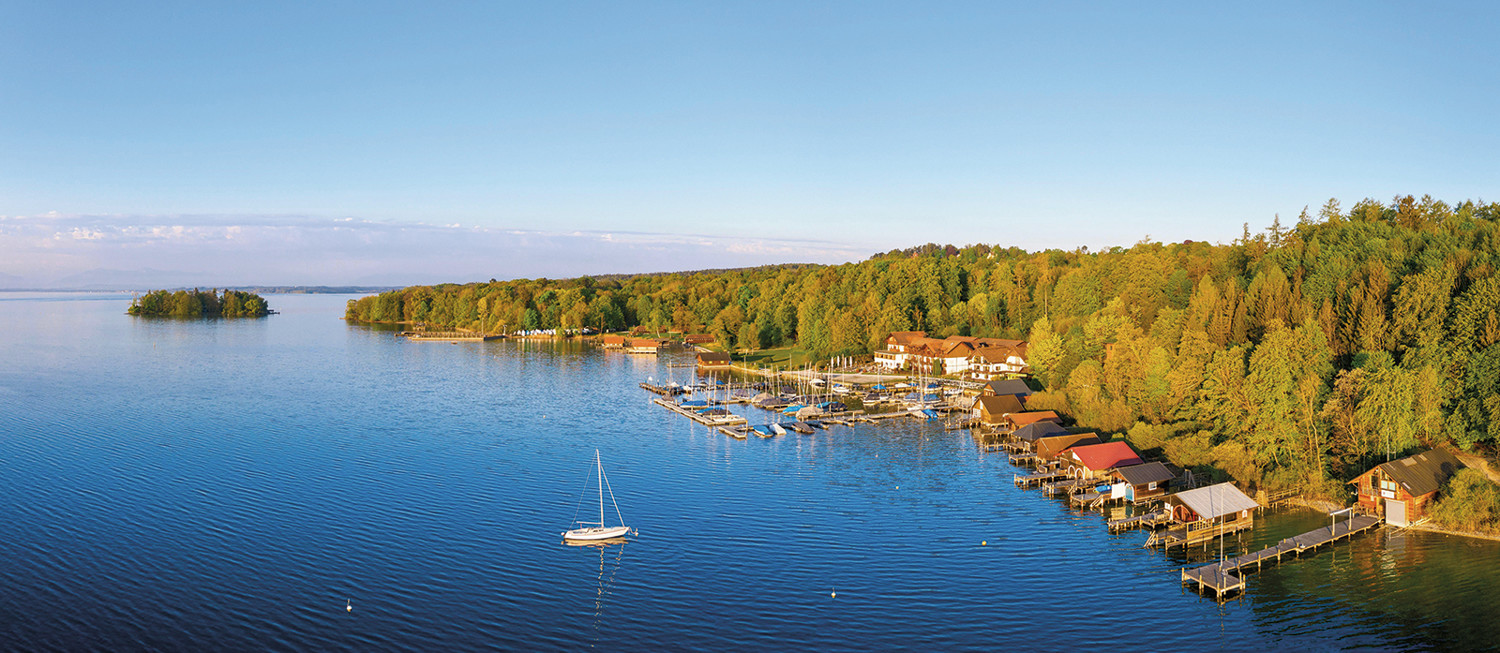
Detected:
[563,525,631,541]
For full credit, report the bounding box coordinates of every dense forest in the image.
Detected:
[347,195,1500,495]
[128,289,270,318]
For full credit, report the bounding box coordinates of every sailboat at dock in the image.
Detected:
[563,450,633,542]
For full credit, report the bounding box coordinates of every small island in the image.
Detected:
[128,289,271,318]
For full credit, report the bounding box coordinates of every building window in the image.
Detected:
[1147,482,1157,490]
[1380,480,1397,492]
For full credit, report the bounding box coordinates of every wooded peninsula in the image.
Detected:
[346,196,1500,532]
[129,289,270,318]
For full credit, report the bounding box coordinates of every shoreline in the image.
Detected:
[1405,523,1500,543]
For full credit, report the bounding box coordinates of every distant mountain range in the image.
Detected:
[0,268,397,294]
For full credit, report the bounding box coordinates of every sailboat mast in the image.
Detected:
[597,450,605,527]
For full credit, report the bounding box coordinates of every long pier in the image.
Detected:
[1181,513,1383,599]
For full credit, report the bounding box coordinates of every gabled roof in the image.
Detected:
[1368,449,1463,497]
[1115,461,1175,486]
[977,394,1023,418]
[1014,421,1068,443]
[986,378,1033,398]
[697,352,732,363]
[1035,433,1101,460]
[1068,441,1142,471]
[886,331,928,345]
[1008,411,1059,427]
[1170,482,1259,520]
[971,346,1021,363]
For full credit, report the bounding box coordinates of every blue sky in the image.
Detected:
[1,2,1496,286]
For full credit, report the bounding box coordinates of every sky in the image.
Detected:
[2,2,1497,287]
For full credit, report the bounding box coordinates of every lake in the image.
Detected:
[1,292,1497,651]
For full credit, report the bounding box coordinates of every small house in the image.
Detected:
[696,351,732,368]
[1111,461,1176,502]
[684,334,714,345]
[1349,449,1463,526]
[599,335,627,349]
[1064,441,1142,481]
[1034,432,1102,462]
[976,394,1024,425]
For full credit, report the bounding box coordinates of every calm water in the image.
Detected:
[1,293,1497,651]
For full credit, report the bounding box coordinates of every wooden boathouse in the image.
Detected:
[1349,448,1462,527]
[696,351,733,369]
[1112,461,1176,503]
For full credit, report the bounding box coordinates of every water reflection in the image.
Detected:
[564,539,628,647]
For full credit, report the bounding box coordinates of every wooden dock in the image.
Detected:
[1042,478,1087,496]
[1146,519,1254,549]
[1014,470,1069,487]
[640,382,688,396]
[652,397,748,427]
[1180,513,1383,599]
[1108,510,1170,533]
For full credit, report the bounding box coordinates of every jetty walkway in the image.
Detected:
[1181,513,1383,599]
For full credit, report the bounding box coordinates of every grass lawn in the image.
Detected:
[736,346,815,369]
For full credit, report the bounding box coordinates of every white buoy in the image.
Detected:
[346,599,352,612]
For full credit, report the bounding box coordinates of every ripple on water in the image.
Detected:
[2,293,1500,651]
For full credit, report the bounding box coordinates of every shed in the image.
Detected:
[599,335,627,349]
[1349,449,1462,526]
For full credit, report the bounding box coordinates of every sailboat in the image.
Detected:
[563,450,633,542]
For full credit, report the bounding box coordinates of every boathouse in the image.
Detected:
[1349,449,1462,526]
[1165,483,1258,528]
[1013,421,1069,450]
[982,378,1033,400]
[627,338,665,354]
[976,394,1024,425]
[1034,432,1102,462]
[1063,441,1142,481]
[1004,410,1060,432]
[1112,461,1176,502]
[684,334,714,345]
[599,335,627,349]
[696,351,732,368]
